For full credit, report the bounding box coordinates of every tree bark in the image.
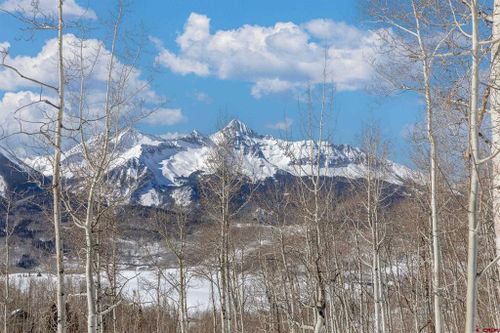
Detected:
[489,0,500,294]
[54,1,66,332]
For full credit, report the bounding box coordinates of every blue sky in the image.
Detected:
[0,0,421,164]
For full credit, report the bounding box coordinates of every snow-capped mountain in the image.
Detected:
[26,119,416,208]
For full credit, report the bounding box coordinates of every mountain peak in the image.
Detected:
[221,119,256,137]
[191,129,205,138]
[115,128,164,148]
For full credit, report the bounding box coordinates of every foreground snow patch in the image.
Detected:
[9,268,214,311]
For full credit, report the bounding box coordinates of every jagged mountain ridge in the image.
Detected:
[25,119,416,208]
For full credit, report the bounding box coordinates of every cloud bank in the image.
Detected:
[142,108,185,126]
[0,34,180,154]
[155,13,385,98]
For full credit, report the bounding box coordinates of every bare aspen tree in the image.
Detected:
[199,122,258,333]
[411,4,443,330]
[75,12,123,332]
[201,137,234,333]
[442,1,500,330]
[57,2,155,332]
[154,209,190,333]
[0,1,68,331]
[357,125,391,333]
[300,90,330,333]
[284,70,335,332]
[54,3,66,330]
[489,0,500,290]
[464,1,481,331]
[257,180,301,333]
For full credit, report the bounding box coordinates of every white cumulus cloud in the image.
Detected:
[0,34,164,154]
[0,91,53,133]
[142,108,185,126]
[268,117,293,130]
[0,91,56,153]
[0,0,97,19]
[155,13,385,98]
[0,33,161,104]
[251,79,299,99]
[156,48,209,76]
[304,19,364,44]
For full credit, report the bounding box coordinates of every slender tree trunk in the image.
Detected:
[238,257,245,333]
[54,1,66,332]
[367,155,382,333]
[179,255,187,333]
[224,226,232,333]
[96,231,102,333]
[411,3,444,330]
[427,86,443,333]
[210,273,217,333]
[156,266,161,333]
[85,223,97,333]
[3,248,7,333]
[377,252,386,333]
[465,2,481,332]
[110,220,118,333]
[372,222,381,333]
[490,0,500,293]
[81,6,120,330]
[219,218,228,333]
[84,178,101,333]
[3,203,9,333]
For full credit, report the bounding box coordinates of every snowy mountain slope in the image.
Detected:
[0,152,45,198]
[25,119,416,207]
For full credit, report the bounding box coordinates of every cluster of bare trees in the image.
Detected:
[367,1,500,332]
[157,2,500,332]
[0,1,153,332]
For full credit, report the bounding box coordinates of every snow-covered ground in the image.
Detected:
[9,267,214,311]
[118,268,214,310]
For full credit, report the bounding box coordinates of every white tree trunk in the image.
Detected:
[411,2,444,329]
[465,2,481,332]
[54,1,66,332]
[95,233,102,333]
[85,222,97,333]
[179,256,188,333]
[3,202,10,333]
[490,0,500,292]
[427,85,443,333]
